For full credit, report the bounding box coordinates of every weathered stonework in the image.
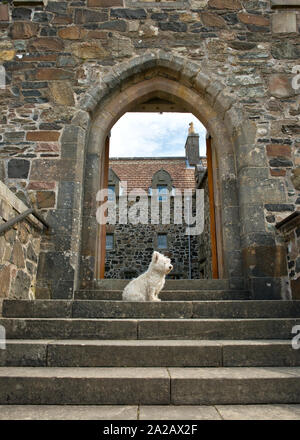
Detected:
[276,212,300,300]
[0,0,299,298]
[0,180,43,302]
[105,197,201,279]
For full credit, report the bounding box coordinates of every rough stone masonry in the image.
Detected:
[0,0,299,299]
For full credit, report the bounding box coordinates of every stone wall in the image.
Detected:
[196,168,212,278]
[0,180,43,305]
[276,213,300,300]
[105,196,200,279]
[0,0,299,296]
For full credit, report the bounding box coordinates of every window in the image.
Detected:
[108,185,115,202]
[106,233,114,250]
[157,184,168,201]
[157,233,167,249]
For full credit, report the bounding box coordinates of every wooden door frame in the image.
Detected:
[206,135,219,279]
[98,136,110,279]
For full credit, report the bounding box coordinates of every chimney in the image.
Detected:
[185,122,200,166]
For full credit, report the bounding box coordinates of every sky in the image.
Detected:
[110,113,207,158]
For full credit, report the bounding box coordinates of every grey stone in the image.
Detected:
[223,341,300,367]
[265,204,295,212]
[0,405,138,420]
[111,8,147,20]
[170,367,300,405]
[7,159,30,179]
[216,404,300,420]
[0,318,138,339]
[37,251,75,282]
[0,341,47,367]
[74,289,250,301]
[72,301,193,319]
[192,301,300,319]
[271,41,300,59]
[272,12,297,34]
[140,405,222,420]
[0,367,170,405]
[47,340,222,367]
[138,318,299,340]
[159,22,187,32]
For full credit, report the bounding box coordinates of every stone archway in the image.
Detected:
[53,50,285,299]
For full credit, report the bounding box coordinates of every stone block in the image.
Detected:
[0,367,170,405]
[49,81,75,106]
[37,251,74,281]
[140,405,221,420]
[7,159,30,179]
[11,22,39,39]
[266,144,291,157]
[239,204,266,235]
[0,4,9,22]
[0,342,47,367]
[138,318,297,340]
[0,318,138,340]
[11,270,31,299]
[170,367,300,405]
[36,191,56,209]
[34,68,74,81]
[58,26,87,40]
[249,277,283,300]
[71,42,108,60]
[47,340,222,367]
[74,9,108,24]
[88,0,123,5]
[201,12,226,27]
[208,0,242,9]
[111,8,147,20]
[0,265,12,298]
[72,301,193,319]
[10,242,25,268]
[26,131,60,142]
[0,405,138,420]
[223,341,300,367]
[272,12,297,34]
[238,13,269,27]
[29,38,64,52]
[243,246,287,278]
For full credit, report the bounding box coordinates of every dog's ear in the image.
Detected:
[152,251,159,263]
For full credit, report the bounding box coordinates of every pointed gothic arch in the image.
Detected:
[52,50,285,298]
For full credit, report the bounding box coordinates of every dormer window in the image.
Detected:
[150,169,173,200]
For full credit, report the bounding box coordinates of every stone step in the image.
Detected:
[0,317,298,339]
[94,279,231,291]
[75,290,250,301]
[1,340,299,368]
[2,404,300,420]
[0,367,300,405]
[3,300,300,319]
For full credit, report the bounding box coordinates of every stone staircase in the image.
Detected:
[0,279,300,416]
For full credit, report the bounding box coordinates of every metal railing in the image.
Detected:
[0,208,50,234]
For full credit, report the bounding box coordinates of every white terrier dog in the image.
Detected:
[122,251,173,302]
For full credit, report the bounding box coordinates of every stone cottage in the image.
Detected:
[104,129,210,279]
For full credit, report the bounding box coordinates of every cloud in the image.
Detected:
[110,113,207,158]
